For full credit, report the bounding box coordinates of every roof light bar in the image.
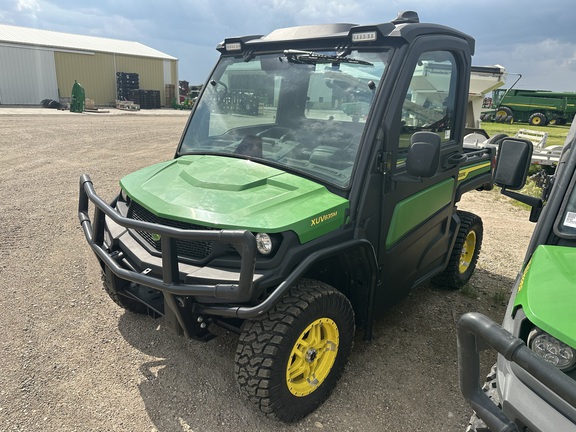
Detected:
[351,31,377,43]
[225,42,242,51]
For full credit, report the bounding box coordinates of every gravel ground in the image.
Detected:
[0,108,536,432]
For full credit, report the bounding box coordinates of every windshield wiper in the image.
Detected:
[283,49,373,66]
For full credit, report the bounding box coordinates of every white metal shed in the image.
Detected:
[0,24,178,106]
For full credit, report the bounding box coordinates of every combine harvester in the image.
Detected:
[486,88,576,126]
[462,67,566,169]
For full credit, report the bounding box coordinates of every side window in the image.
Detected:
[396,51,457,167]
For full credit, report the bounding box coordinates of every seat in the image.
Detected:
[235,135,263,158]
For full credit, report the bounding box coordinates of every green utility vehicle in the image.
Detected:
[79,11,496,422]
[486,88,576,126]
[458,119,576,431]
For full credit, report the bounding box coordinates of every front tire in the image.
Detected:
[101,269,151,314]
[529,112,547,126]
[234,280,355,422]
[433,211,483,289]
[496,106,513,120]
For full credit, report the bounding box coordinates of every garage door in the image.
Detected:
[0,45,59,105]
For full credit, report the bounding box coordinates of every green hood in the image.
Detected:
[515,245,576,347]
[120,155,349,243]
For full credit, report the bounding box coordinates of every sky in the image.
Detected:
[1,0,575,92]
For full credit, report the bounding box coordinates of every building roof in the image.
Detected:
[0,23,177,60]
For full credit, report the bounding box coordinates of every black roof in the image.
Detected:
[217,11,475,54]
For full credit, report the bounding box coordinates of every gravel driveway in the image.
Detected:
[0,108,536,432]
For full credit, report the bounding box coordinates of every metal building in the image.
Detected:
[0,23,178,107]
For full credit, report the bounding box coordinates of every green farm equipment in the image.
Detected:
[484,88,576,126]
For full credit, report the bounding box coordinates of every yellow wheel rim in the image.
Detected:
[496,109,508,117]
[532,116,542,125]
[286,318,339,397]
[459,230,476,274]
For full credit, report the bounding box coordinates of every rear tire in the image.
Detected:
[234,280,355,422]
[433,211,483,289]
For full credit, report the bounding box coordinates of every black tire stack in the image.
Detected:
[116,72,139,101]
[129,90,161,109]
[495,106,514,124]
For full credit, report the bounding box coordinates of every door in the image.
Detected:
[376,42,471,308]
[0,45,59,105]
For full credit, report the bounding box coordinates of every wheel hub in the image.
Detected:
[306,348,318,362]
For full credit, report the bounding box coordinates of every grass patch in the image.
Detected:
[460,283,478,299]
[492,287,509,305]
[481,122,570,146]
[520,180,544,198]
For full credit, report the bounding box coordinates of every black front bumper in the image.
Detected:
[78,174,259,300]
[457,312,576,432]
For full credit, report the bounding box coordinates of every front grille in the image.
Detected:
[130,201,214,260]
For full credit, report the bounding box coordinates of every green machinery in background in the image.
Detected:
[485,88,576,126]
[70,80,85,113]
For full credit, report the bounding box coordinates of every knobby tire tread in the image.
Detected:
[433,210,483,289]
[234,279,354,422]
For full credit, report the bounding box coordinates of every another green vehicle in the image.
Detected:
[458,120,576,431]
[486,88,576,126]
[79,11,495,421]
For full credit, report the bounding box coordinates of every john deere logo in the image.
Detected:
[151,233,161,242]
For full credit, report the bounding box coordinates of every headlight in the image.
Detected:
[255,233,273,255]
[119,188,131,204]
[528,328,576,372]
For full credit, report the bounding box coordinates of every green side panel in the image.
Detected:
[386,178,454,249]
[120,155,349,243]
[503,96,565,112]
[457,161,491,184]
[515,245,576,347]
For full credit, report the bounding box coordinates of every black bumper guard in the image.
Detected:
[78,174,258,303]
[458,312,576,432]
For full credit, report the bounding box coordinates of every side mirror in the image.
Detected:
[406,131,441,178]
[494,138,533,190]
[494,138,543,222]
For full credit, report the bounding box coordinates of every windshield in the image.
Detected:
[179,50,390,188]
